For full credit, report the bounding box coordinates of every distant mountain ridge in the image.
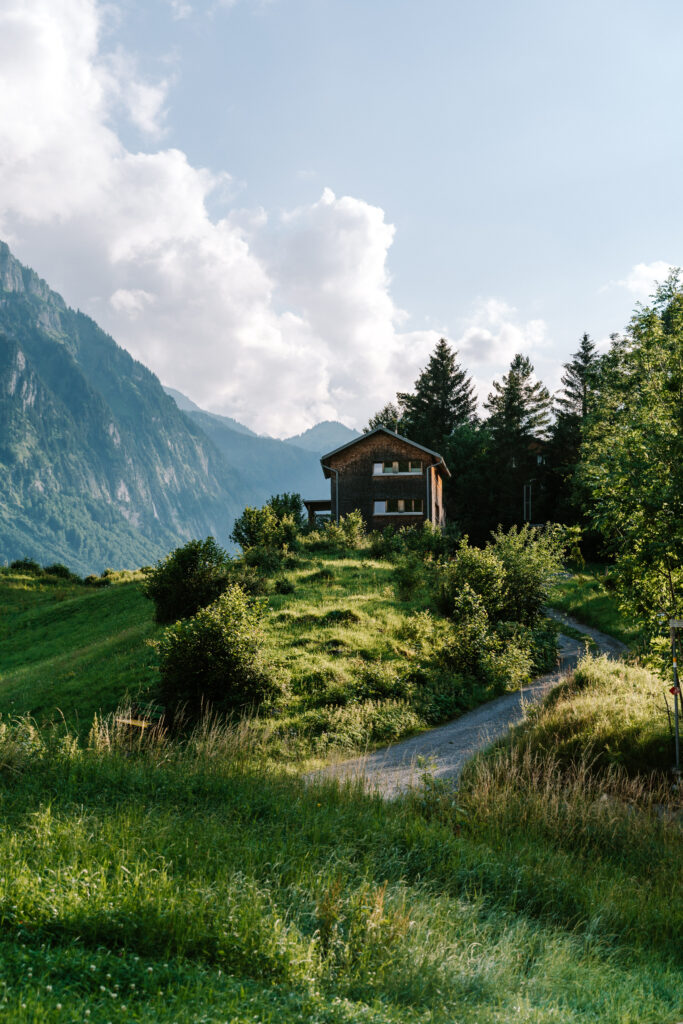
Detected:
[285,420,359,453]
[0,242,327,574]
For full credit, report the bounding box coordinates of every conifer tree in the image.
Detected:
[397,338,476,449]
[547,333,599,527]
[555,332,598,421]
[484,353,552,445]
[484,354,552,525]
[364,401,404,434]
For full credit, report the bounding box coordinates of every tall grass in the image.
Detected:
[0,688,679,1023]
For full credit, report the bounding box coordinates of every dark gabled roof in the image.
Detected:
[320,426,451,478]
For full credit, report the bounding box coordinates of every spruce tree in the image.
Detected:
[484,354,552,525]
[547,333,600,528]
[397,338,476,450]
[364,401,404,434]
[485,353,552,445]
[555,333,598,420]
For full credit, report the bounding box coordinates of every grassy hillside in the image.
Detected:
[0,547,550,754]
[0,568,158,727]
[0,654,679,1023]
[547,565,642,647]
[0,555,681,1022]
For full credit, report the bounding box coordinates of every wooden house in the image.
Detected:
[304,427,450,529]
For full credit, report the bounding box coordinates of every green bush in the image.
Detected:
[231,495,303,553]
[43,562,78,580]
[490,524,565,624]
[82,573,111,588]
[142,537,230,624]
[435,541,505,618]
[393,553,425,601]
[154,585,279,722]
[242,544,283,576]
[10,558,43,576]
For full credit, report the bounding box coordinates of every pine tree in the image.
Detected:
[396,338,476,450]
[485,353,552,445]
[484,354,552,526]
[555,333,598,420]
[364,401,404,434]
[547,334,600,527]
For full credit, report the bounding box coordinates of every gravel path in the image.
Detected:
[315,612,627,798]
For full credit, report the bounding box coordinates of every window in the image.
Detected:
[373,460,422,475]
[373,498,423,515]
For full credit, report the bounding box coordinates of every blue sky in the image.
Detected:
[0,0,680,434]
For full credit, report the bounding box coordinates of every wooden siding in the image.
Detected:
[323,433,445,528]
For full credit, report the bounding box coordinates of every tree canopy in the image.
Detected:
[580,272,683,645]
[396,338,477,449]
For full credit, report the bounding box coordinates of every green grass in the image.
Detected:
[0,688,678,1024]
[0,570,159,728]
[487,652,676,776]
[0,550,544,754]
[0,563,680,1022]
[547,566,641,647]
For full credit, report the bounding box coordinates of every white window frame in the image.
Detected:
[372,460,422,476]
[373,498,424,516]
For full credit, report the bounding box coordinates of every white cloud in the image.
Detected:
[606,260,677,300]
[0,0,445,436]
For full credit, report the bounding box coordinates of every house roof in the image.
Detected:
[320,426,451,478]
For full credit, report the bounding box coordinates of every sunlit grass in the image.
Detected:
[547,565,641,647]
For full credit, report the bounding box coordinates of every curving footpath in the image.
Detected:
[316,610,628,799]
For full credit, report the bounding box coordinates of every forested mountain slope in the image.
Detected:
[0,243,250,573]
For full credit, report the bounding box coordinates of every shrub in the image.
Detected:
[267,492,306,530]
[154,585,279,722]
[83,574,111,588]
[274,577,295,595]
[490,524,565,624]
[43,562,78,580]
[231,495,303,553]
[242,544,283,576]
[10,558,43,576]
[435,540,504,618]
[142,537,230,624]
[439,585,495,678]
[393,554,425,601]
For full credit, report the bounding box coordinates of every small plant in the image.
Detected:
[274,577,295,595]
[142,536,230,624]
[153,584,279,722]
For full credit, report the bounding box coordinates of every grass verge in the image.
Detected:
[547,565,641,647]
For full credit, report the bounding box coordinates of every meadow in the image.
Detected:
[0,558,680,1022]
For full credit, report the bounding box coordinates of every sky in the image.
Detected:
[0,0,681,436]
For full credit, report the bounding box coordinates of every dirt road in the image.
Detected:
[317,611,627,798]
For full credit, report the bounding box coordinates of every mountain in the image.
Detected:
[0,242,335,574]
[163,387,328,505]
[0,242,254,574]
[285,420,359,454]
[163,386,257,437]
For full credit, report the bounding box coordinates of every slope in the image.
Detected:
[0,242,251,573]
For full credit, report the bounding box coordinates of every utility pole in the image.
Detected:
[669,619,682,780]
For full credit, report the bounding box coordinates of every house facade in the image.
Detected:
[309,427,449,530]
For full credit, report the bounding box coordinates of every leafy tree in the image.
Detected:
[484,354,552,526]
[230,497,300,552]
[580,272,683,648]
[397,338,476,450]
[364,401,404,434]
[143,537,230,624]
